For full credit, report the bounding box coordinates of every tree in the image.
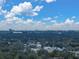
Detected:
[0,51,4,59]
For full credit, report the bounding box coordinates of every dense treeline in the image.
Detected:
[0,31,79,59]
[0,43,78,59]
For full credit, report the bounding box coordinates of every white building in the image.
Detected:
[69,51,79,57]
[44,46,64,52]
[36,42,42,48]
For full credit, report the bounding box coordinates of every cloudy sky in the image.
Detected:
[0,0,79,30]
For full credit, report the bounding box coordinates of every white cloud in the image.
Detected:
[31,12,38,16]
[11,2,32,14]
[5,2,43,18]
[45,0,56,3]
[0,17,79,30]
[0,1,79,31]
[54,16,58,19]
[43,17,57,24]
[34,0,56,3]
[43,17,52,21]
[0,6,7,15]
[47,18,79,30]
[43,16,58,21]
[64,18,74,24]
[6,2,32,18]
[50,20,56,23]
[33,5,44,12]
[0,0,6,6]
[71,16,76,19]
[26,19,33,23]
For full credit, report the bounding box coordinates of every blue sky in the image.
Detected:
[0,0,79,30]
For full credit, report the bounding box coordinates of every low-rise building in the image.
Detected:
[69,51,79,57]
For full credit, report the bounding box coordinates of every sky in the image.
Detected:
[0,0,79,30]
